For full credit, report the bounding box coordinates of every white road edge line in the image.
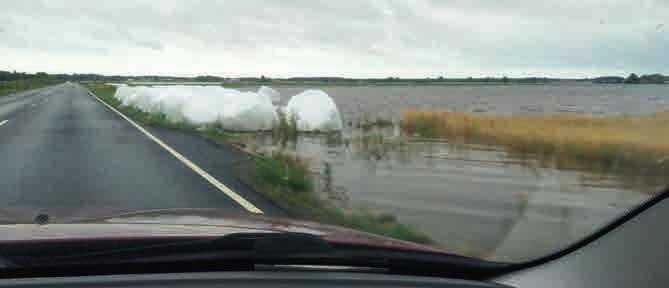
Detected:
[0,120,7,127]
[87,90,264,214]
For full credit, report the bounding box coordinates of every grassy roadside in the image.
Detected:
[250,151,433,245]
[0,79,62,97]
[401,109,669,176]
[86,83,236,145]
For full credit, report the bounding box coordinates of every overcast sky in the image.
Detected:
[1,0,667,78]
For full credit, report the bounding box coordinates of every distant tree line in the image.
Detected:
[0,70,130,82]
[194,75,225,82]
[0,71,232,83]
[593,73,667,84]
[277,76,559,84]
[3,70,666,85]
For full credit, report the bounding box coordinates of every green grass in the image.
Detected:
[254,151,313,192]
[252,151,433,245]
[0,79,62,97]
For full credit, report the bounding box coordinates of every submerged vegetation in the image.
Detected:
[272,109,298,142]
[251,151,432,245]
[358,116,394,130]
[401,109,669,176]
[352,133,409,161]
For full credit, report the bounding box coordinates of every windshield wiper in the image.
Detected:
[2,232,508,279]
[21,232,331,266]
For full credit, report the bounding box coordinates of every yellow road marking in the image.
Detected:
[88,90,263,214]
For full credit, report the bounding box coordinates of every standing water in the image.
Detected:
[240,83,669,262]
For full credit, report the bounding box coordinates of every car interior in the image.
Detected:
[0,188,666,288]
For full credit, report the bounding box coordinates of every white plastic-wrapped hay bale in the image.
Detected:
[258,86,281,104]
[133,87,159,112]
[284,89,342,131]
[113,86,135,104]
[119,86,150,108]
[144,87,169,114]
[181,86,227,125]
[219,90,277,131]
[112,85,282,131]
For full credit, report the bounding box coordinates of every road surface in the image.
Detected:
[0,83,283,222]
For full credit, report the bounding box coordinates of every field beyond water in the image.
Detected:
[0,79,62,97]
[401,110,669,177]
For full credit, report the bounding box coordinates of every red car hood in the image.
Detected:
[0,208,443,254]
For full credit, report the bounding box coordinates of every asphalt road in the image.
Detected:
[0,83,282,221]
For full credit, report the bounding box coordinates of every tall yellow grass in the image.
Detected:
[401,110,669,174]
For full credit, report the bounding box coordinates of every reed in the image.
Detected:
[401,110,669,175]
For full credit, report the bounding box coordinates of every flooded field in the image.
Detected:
[248,83,669,126]
[238,84,669,262]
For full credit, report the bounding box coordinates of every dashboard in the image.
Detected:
[0,271,509,288]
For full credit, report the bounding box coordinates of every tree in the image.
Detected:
[624,73,640,84]
[639,74,665,84]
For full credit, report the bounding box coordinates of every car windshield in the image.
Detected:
[0,1,667,264]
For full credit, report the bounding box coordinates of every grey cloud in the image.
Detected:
[0,0,667,77]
